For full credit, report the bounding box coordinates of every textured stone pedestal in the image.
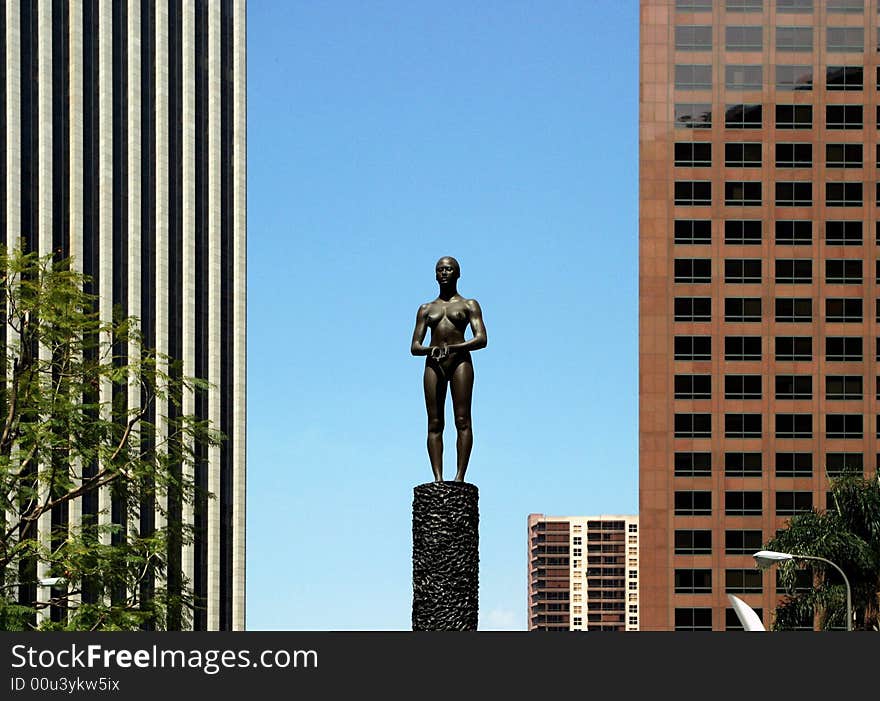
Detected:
[412,481,479,631]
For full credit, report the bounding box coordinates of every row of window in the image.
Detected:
[676,142,872,168]
[675,219,876,245]
[674,569,810,596]
[675,607,814,633]
[675,258,880,284]
[675,412,876,439]
[678,0,865,13]
[677,26,871,53]
[674,490,818,515]
[675,181,878,207]
[676,65,876,91]
[675,297,868,322]
[676,335,872,361]
[674,450,866,477]
[677,103,872,129]
[675,374,877,400]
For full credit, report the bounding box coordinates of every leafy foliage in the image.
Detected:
[767,471,880,631]
[0,248,221,629]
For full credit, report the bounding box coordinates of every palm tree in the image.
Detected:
[765,471,880,631]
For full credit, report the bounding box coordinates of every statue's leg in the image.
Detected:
[450,360,474,482]
[423,363,446,482]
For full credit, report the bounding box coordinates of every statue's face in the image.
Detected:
[435,258,460,285]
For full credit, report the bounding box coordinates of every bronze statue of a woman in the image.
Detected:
[410,257,487,482]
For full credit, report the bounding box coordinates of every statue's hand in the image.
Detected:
[430,345,449,360]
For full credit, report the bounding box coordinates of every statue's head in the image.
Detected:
[435,256,460,285]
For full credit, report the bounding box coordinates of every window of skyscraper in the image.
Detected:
[827,414,863,439]
[725,259,762,283]
[826,259,862,283]
[776,104,811,128]
[724,453,762,477]
[775,181,812,205]
[825,453,862,476]
[826,143,862,168]
[776,26,812,51]
[726,26,762,50]
[775,297,812,323]
[725,413,762,438]
[825,181,862,206]
[675,530,712,555]
[675,219,712,244]
[726,336,762,360]
[826,27,863,51]
[674,414,712,438]
[676,0,713,10]
[726,64,763,89]
[674,452,712,477]
[725,569,763,594]
[674,374,712,399]
[775,220,812,245]
[675,569,712,594]
[775,64,813,90]
[725,297,762,321]
[725,220,762,244]
[675,142,712,166]
[825,298,862,322]
[776,492,813,517]
[775,452,813,477]
[676,25,713,50]
[825,220,862,245]
[826,336,861,361]
[777,0,813,10]
[826,65,863,90]
[776,143,812,167]
[726,181,762,205]
[676,64,713,89]
[727,0,763,11]
[775,375,812,399]
[775,413,812,438]
[675,103,712,128]
[725,491,762,516]
[726,103,762,128]
[725,143,762,167]
[674,491,712,515]
[825,376,862,400]
[674,608,712,631]
[674,335,712,360]
[826,104,862,128]
[775,259,812,283]
[674,258,712,282]
[725,376,762,399]
[675,181,712,205]
[827,0,863,11]
[674,297,712,321]
[725,531,764,556]
[776,336,812,361]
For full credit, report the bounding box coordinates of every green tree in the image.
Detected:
[766,471,880,631]
[0,247,220,630]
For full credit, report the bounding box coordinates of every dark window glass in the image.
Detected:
[674,608,712,631]
[776,104,812,128]
[674,258,712,282]
[675,297,712,321]
[776,64,813,90]
[775,220,812,244]
[826,29,863,53]
[726,65,762,90]
[775,375,812,399]
[726,569,763,594]
[725,220,762,244]
[725,142,762,167]
[675,103,712,128]
[725,413,762,438]
[674,414,712,438]
[826,220,862,245]
[776,143,812,167]
[776,491,812,516]
[826,452,862,476]
[825,298,862,322]
[826,104,862,129]
[674,452,712,477]
[776,413,812,438]
[674,491,712,515]
[826,414,863,438]
[727,0,763,12]
[776,181,812,205]
[726,336,762,360]
[675,569,713,594]
[775,298,812,322]
[675,530,712,555]
[725,491,762,515]
[674,335,711,360]
[776,452,813,477]
[826,375,862,400]
[726,181,762,205]
[675,142,712,166]
[676,0,713,9]
[777,0,813,11]
[826,143,862,168]
[675,219,712,244]
[826,259,862,283]
[775,259,812,283]
[725,376,761,399]
[725,259,761,283]
[776,336,811,360]
[826,182,862,206]
[776,27,812,51]
[675,374,712,399]
[726,297,762,321]
[827,0,863,11]
[826,336,861,361]
[725,531,763,555]
[724,452,762,476]
[726,103,762,128]
[826,65,863,90]
[676,181,712,205]
[776,569,813,595]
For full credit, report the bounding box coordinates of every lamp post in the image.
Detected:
[753,550,852,631]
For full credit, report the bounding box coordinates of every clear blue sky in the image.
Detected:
[246,1,639,630]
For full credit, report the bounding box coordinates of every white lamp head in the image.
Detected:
[753,550,794,570]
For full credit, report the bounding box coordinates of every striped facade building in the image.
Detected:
[2,0,246,630]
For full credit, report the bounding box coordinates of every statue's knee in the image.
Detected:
[454,415,471,432]
[428,419,444,434]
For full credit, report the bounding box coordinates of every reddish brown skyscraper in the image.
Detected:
[640,0,876,630]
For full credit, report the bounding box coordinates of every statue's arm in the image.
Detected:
[410,304,431,356]
[447,299,487,353]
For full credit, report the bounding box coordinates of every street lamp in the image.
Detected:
[753,550,852,631]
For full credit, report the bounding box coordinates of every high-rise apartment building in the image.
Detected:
[528,514,639,631]
[640,0,876,630]
[2,0,246,630]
